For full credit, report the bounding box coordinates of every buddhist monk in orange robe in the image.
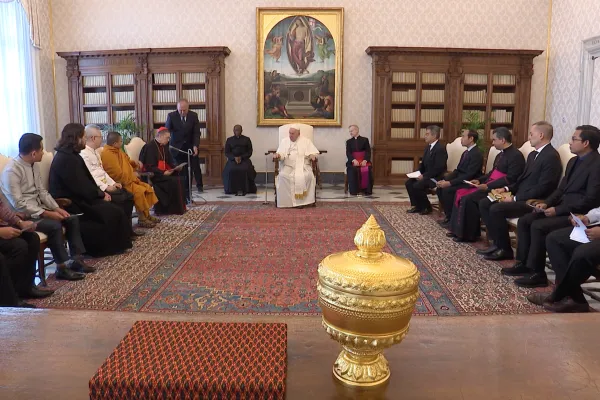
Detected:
[101,132,159,228]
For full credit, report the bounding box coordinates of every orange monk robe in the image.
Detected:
[101,146,158,218]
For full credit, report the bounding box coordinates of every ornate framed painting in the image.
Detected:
[257,7,344,126]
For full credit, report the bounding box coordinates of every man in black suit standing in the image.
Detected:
[165,99,203,199]
[447,127,525,242]
[504,125,600,288]
[436,130,483,224]
[479,121,562,261]
[405,125,447,215]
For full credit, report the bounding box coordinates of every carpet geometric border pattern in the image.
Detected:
[31,203,551,316]
[89,321,287,400]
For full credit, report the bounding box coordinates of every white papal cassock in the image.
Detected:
[275,136,319,208]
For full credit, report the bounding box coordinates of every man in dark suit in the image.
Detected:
[505,125,600,288]
[447,127,525,242]
[406,125,447,215]
[479,121,562,261]
[346,125,373,196]
[165,99,202,198]
[436,129,483,224]
[526,208,600,313]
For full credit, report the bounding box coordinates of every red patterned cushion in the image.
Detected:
[89,321,287,399]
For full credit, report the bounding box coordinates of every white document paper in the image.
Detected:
[463,180,478,187]
[406,171,422,179]
[570,213,590,244]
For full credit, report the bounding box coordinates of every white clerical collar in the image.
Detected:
[430,140,438,150]
[501,144,512,153]
[467,144,476,151]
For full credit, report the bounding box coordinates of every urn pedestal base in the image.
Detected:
[333,348,390,387]
[318,216,420,391]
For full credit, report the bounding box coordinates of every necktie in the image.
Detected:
[532,150,539,161]
[459,150,468,163]
[181,115,186,124]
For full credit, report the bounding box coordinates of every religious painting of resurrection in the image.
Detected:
[257,8,344,126]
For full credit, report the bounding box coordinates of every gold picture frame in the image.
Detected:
[257,7,344,126]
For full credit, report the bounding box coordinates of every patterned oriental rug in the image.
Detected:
[31,203,554,316]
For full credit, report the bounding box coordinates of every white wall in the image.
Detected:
[48,0,549,172]
[546,0,600,145]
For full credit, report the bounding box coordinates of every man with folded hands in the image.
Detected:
[1,133,89,281]
[488,125,600,289]
[446,127,525,242]
[435,129,483,225]
[478,121,562,262]
[405,125,447,215]
[0,197,54,308]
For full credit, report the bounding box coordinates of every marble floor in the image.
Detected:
[191,183,417,203]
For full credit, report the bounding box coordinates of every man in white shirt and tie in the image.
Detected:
[81,125,142,237]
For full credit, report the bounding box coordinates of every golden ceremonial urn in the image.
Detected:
[317,215,420,387]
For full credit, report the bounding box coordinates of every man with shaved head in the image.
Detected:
[222,125,257,196]
[273,125,319,208]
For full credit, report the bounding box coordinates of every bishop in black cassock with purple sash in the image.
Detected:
[346,125,373,196]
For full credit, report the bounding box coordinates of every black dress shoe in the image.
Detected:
[16,300,36,308]
[55,268,85,281]
[484,249,514,261]
[406,207,420,214]
[500,261,530,276]
[197,186,204,193]
[453,237,475,243]
[419,207,432,215]
[21,287,55,299]
[543,298,590,313]
[445,232,456,238]
[71,260,96,273]
[514,272,548,288]
[476,245,498,255]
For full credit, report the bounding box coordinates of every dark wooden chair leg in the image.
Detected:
[38,246,47,286]
[582,271,600,302]
[274,160,279,207]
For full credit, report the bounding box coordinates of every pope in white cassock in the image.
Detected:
[273,126,319,208]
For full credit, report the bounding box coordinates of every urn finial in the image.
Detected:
[354,215,386,258]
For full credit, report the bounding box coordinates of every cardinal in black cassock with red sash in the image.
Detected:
[139,127,187,215]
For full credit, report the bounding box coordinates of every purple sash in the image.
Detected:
[352,151,371,189]
[454,169,507,206]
